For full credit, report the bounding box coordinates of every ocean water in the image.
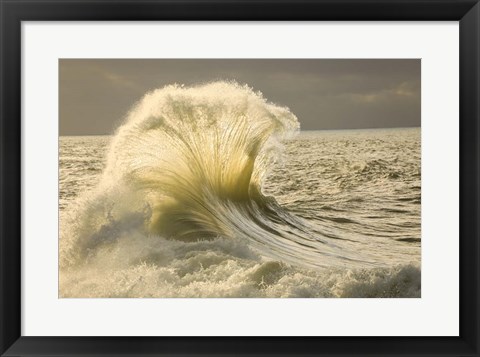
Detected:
[59,82,421,298]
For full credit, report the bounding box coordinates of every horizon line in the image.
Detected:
[59,126,421,137]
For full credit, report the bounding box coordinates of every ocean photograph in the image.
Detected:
[59,59,421,298]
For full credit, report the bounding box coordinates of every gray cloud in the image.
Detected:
[59,59,420,135]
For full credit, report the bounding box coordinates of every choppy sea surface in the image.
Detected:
[59,82,420,298]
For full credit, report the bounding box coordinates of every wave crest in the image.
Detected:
[103,81,299,239]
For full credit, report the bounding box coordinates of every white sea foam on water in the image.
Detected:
[59,82,421,298]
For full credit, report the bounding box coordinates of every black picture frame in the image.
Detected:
[1,0,479,356]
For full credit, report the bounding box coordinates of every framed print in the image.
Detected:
[1,0,479,356]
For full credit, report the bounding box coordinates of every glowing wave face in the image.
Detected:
[60,81,381,271]
[104,81,299,239]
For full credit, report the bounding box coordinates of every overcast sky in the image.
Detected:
[59,59,420,135]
